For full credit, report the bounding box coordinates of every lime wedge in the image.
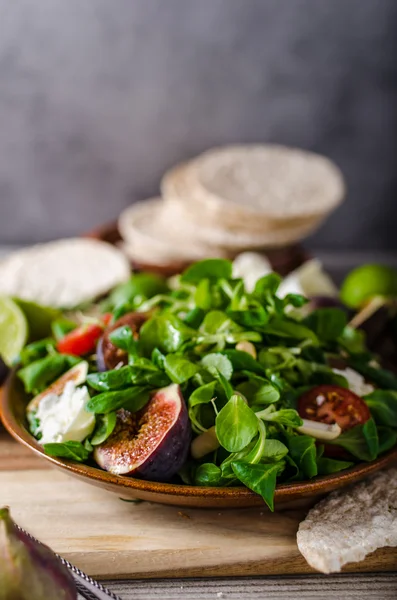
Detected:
[13,298,61,340]
[0,297,28,366]
[341,264,397,309]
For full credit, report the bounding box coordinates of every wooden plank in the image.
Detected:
[1,468,397,580]
[105,574,397,600]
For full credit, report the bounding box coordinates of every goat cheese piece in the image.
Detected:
[232,252,272,292]
[277,259,338,299]
[36,381,95,444]
[332,367,374,397]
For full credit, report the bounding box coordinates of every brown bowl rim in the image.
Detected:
[2,371,397,502]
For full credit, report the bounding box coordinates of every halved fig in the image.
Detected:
[27,361,88,413]
[94,383,191,481]
[97,312,148,371]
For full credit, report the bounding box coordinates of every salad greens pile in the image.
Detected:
[19,258,397,510]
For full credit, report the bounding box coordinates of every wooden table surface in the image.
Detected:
[1,246,397,599]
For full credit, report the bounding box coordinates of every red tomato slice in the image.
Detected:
[57,323,104,356]
[298,385,371,459]
[298,385,371,431]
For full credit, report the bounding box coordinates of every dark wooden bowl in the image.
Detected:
[2,371,396,510]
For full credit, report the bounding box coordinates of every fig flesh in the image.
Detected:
[98,311,148,371]
[0,507,77,600]
[94,383,191,480]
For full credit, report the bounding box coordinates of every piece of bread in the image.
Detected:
[162,195,322,249]
[0,239,130,308]
[297,467,397,573]
[118,198,228,261]
[189,144,345,221]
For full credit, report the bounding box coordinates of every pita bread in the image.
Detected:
[118,198,228,261]
[162,195,322,248]
[297,467,397,573]
[0,239,130,308]
[161,160,329,245]
[189,144,345,220]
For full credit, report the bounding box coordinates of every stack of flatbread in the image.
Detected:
[119,144,345,266]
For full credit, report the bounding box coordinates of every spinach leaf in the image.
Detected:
[87,366,133,392]
[286,435,318,478]
[194,463,225,487]
[106,273,168,310]
[214,371,234,400]
[19,338,56,366]
[231,461,282,511]
[303,308,347,342]
[151,348,166,370]
[339,326,366,354]
[228,304,269,328]
[109,325,138,354]
[189,381,218,409]
[378,427,397,454]
[237,377,280,406]
[349,357,397,391]
[363,390,397,428]
[139,315,194,356]
[216,394,258,452]
[253,273,282,298]
[263,318,319,344]
[181,259,232,284]
[327,418,379,461]
[220,419,267,478]
[262,439,289,462]
[164,354,200,384]
[256,407,303,428]
[199,310,235,335]
[183,307,205,328]
[201,353,233,381]
[188,381,218,434]
[43,441,91,462]
[194,279,212,310]
[282,294,308,309]
[18,354,80,394]
[90,412,118,445]
[86,386,149,414]
[223,349,266,376]
[317,457,354,476]
[51,318,77,341]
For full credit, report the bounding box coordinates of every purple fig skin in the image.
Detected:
[0,507,77,600]
[94,383,191,481]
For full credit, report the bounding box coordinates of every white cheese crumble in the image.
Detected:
[332,367,374,397]
[232,252,272,292]
[277,259,338,299]
[36,381,95,444]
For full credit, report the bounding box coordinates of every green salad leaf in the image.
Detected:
[44,441,91,462]
[216,394,258,452]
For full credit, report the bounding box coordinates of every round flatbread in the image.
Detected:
[161,195,322,249]
[118,198,228,261]
[189,144,345,220]
[0,239,130,308]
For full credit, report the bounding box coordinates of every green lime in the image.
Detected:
[13,298,61,341]
[341,264,397,309]
[0,297,28,366]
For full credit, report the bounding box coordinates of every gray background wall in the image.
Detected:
[0,0,396,250]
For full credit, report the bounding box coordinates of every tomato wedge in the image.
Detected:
[57,322,105,356]
[298,385,371,431]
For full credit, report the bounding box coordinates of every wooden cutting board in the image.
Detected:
[1,430,397,579]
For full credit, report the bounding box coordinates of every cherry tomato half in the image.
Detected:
[57,323,105,356]
[298,385,371,431]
